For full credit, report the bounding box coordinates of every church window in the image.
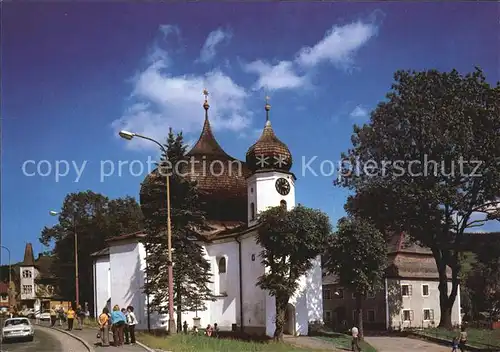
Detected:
[250,202,255,220]
[280,200,287,209]
[251,254,256,261]
[250,187,254,193]
[218,257,226,274]
[22,270,32,278]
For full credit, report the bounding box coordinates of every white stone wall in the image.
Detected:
[387,279,461,330]
[93,257,110,317]
[109,241,147,330]
[247,171,296,227]
[20,266,37,301]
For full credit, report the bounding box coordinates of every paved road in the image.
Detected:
[365,336,450,352]
[1,325,88,352]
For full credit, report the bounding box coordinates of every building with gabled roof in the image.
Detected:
[92,95,323,336]
[322,233,461,331]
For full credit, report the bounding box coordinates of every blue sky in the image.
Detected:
[2,2,499,262]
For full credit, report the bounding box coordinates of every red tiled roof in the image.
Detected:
[0,282,9,293]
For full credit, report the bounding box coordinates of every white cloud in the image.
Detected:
[198,28,232,63]
[296,21,377,68]
[243,19,378,91]
[349,105,369,119]
[112,33,250,151]
[243,60,306,91]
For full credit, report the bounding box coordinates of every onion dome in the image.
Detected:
[246,98,292,173]
[140,90,249,222]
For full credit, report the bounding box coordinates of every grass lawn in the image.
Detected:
[422,327,500,348]
[137,333,327,352]
[315,333,377,352]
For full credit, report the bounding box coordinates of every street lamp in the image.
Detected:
[118,130,176,335]
[0,245,12,312]
[50,210,80,307]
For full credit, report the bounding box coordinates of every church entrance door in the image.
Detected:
[284,303,295,335]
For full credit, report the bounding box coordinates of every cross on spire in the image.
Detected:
[203,89,210,111]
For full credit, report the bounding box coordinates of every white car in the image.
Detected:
[36,310,51,321]
[1,317,34,342]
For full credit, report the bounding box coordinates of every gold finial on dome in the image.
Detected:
[265,96,271,121]
[203,89,210,111]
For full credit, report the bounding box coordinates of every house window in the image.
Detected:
[218,257,227,274]
[423,309,434,321]
[367,291,375,299]
[422,284,429,297]
[280,200,287,209]
[401,284,412,296]
[0,294,7,301]
[22,270,32,278]
[352,310,358,322]
[367,309,376,322]
[324,310,332,322]
[22,285,33,294]
[250,202,255,220]
[323,289,332,300]
[335,288,344,299]
[217,257,227,295]
[402,309,414,321]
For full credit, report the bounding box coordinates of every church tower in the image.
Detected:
[245,98,296,226]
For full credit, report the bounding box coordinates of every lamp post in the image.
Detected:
[0,245,12,311]
[118,130,176,335]
[50,210,79,307]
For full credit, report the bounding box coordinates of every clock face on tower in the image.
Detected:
[275,177,291,196]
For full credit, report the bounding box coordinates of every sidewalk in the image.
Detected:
[39,320,150,351]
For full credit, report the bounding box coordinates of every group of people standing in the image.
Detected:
[49,304,87,331]
[98,305,137,347]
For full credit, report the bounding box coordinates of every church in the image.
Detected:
[92,94,323,336]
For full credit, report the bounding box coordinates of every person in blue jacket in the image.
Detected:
[110,305,126,346]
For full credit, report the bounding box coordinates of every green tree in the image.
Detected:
[324,217,387,339]
[256,205,332,341]
[337,68,500,327]
[39,191,144,313]
[465,237,500,321]
[141,128,213,332]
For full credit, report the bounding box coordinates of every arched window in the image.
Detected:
[218,257,227,274]
[280,200,287,209]
[250,202,255,220]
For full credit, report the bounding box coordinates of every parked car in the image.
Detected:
[1,317,34,342]
[36,310,51,321]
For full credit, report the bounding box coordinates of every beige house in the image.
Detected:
[323,233,461,331]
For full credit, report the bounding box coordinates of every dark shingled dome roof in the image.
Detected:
[140,98,249,222]
[246,103,292,172]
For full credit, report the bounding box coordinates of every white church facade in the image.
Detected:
[92,96,323,336]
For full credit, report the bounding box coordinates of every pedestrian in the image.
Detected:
[126,306,137,344]
[205,324,213,337]
[75,305,83,329]
[121,308,130,344]
[98,307,110,347]
[351,326,361,352]
[49,306,57,327]
[458,326,467,352]
[183,321,188,334]
[66,306,75,331]
[110,305,126,346]
[212,323,219,338]
[451,337,459,352]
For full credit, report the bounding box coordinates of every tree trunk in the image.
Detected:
[273,294,288,342]
[356,294,364,340]
[435,250,460,328]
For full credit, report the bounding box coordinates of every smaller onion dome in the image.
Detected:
[246,98,292,173]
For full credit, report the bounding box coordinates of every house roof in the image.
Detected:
[21,243,36,266]
[105,231,145,243]
[387,233,433,255]
[90,248,110,257]
[0,282,9,294]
